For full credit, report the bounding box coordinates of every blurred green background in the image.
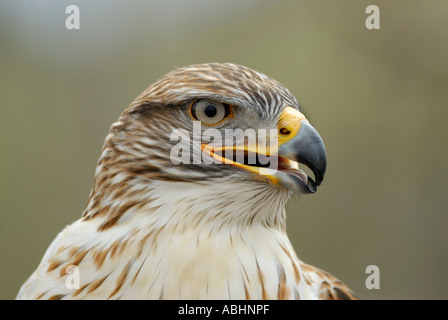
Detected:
[1,0,447,299]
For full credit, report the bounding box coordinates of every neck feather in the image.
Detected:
[83,176,290,232]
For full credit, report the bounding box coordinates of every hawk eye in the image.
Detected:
[189,99,231,125]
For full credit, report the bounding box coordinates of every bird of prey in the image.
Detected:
[17,63,356,300]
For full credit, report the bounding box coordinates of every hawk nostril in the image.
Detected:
[279,127,291,135]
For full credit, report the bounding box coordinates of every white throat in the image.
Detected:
[104,180,307,299]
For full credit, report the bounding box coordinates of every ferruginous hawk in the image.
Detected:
[17,63,356,300]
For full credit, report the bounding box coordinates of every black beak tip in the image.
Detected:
[312,161,326,187]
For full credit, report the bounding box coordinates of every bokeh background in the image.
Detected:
[1,0,447,300]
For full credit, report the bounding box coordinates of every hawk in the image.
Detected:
[17,63,356,300]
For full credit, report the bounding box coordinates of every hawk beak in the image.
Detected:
[275,119,327,194]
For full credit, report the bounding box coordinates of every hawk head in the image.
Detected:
[83,63,326,229]
[18,63,357,301]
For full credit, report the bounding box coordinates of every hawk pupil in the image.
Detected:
[204,105,217,118]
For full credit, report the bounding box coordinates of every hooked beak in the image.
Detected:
[275,120,327,193]
[201,106,327,194]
